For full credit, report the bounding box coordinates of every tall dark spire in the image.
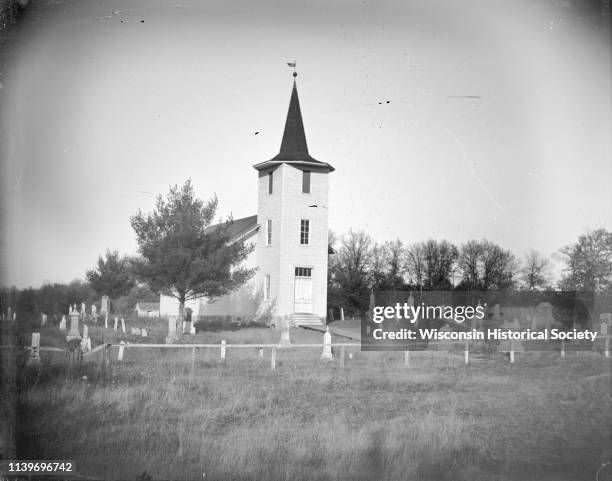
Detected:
[275,81,309,160]
[253,77,334,172]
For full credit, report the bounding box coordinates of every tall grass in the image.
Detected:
[14,329,612,481]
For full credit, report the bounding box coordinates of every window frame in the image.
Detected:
[302,170,311,194]
[268,171,273,194]
[264,274,271,301]
[266,219,272,246]
[300,219,310,245]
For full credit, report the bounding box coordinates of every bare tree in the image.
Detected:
[405,241,426,289]
[520,250,552,290]
[329,230,373,315]
[457,240,482,289]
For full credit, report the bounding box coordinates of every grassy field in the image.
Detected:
[10,321,612,481]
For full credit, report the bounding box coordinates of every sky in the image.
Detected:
[0,0,610,288]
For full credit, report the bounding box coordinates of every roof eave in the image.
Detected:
[252,159,335,172]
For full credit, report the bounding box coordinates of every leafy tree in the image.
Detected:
[130,179,255,333]
[558,228,612,294]
[86,249,135,298]
[520,250,552,290]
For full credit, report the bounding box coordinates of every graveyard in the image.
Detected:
[6,311,612,481]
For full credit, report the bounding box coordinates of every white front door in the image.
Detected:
[294,276,312,313]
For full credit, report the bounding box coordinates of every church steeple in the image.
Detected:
[276,81,309,160]
[253,78,334,172]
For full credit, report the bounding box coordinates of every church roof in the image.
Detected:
[253,81,334,172]
[204,215,259,243]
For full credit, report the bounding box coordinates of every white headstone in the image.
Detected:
[81,302,86,316]
[66,312,81,341]
[121,318,126,333]
[279,317,291,346]
[141,329,148,337]
[41,313,47,326]
[602,321,608,336]
[321,327,333,361]
[118,341,125,361]
[101,295,110,314]
[59,315,67,330]
[114,317,118,330]
[82,324,89,339]
[29,333,41,364]
[104,314,108,329]
[134,327,141,336]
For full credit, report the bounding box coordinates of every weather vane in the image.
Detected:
[287,61,297,77]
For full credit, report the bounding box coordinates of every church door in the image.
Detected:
[294,267,312,313]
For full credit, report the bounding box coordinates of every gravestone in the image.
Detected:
[134,327,141,336]
[91,304,97,323]
[493,304,501,319]
[600,313,610,336]
[28,333,41,365]
[104,314,108,329]
[81,302,86,317]
[81,325,89,351]
[66,312,81,341]
[165,316,178,344]
[41,313,47,326]
[101,295,110,314]
[321,327,333,361]
[279,316,291,346]
[141,329,148,337]
[121,318,126,333]
[189,325,196,335]
[59,315,67,330]
[114,317,118,330]
[535,303,555,330]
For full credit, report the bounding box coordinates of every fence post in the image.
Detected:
[464,340,469,365]
[605,336,609,358]
[271,346,277,370]
[118,341,125,361]
[220,340,226,361]
[190,347,196,383]
[509,339,514,364]
[404,349,410,368]
[561,339,566,358]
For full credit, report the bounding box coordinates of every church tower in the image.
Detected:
[253,76,334,325]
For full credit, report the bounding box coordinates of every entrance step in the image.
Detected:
[290,313,323,326]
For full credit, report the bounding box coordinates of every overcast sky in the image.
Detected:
[1,0,610,288]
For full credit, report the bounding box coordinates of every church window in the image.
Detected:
[302,170,311,193]
[300,219,310,245]
[268,172,273,194]
[295,267,312,277]
[266,219,272,245]
[264,275,271,300]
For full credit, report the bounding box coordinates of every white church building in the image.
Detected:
[160,76,334,326]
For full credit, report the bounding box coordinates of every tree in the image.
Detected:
[329,230,372,316]
[86,249,135,298]
[422,239,458,289]
[520,250,552,290]
[558,228,612,294]
[405,241,426,289]
[130,179,255,333]
[457,240,516,290]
